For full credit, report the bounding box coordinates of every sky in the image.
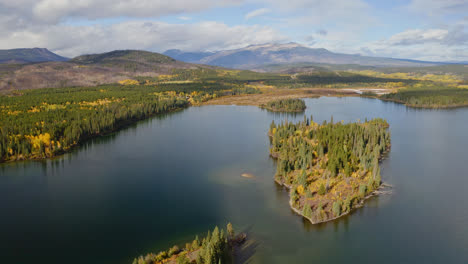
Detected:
[0,0,467,61]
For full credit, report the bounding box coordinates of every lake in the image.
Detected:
[1,97,468,263]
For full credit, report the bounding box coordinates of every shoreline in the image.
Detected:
[0,106,187,164]
[133,227,247,264]
[259,106,306,113]
[202,87,468,110]
[377,96,468,109]
[268,120,392,225]
[5,86,464,165]
[0,89,354,165]
[276,178,392,224]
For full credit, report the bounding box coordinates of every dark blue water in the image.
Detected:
[1,97,468,263]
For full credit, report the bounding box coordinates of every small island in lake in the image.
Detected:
[269,117,391,224]
[261,98,306,112]
[133,223,245,264]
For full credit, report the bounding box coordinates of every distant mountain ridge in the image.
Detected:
[164,49,215,63]
[164,43,441,69]
[0,48,68,64]
[0,50,208,91]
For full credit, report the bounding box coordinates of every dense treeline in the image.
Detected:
[169,69,290,84]
[261,98,306,112]
[297,72,409,84]
[133,69,468,108]
[133,223,241,264]
[264,71,415,88]
[381,84,468,108]
[269,117,390,223]
[125,81,260,104]
[137,69,413,89]
[0,84,259,162]
[353,69,466,87]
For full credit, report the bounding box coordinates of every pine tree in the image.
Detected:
[302,204,313,218]
[227,223,234,239]
[192,235,200,250]
[318,183,326,195]
[332,201,342,217]
[298,170,307,186]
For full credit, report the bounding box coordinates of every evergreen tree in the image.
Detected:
[192,236,200,250]
[318,183,326,196]
[227,223,234,239]
[302,204,313,218]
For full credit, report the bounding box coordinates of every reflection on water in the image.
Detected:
[260,109,305,119]
[1,97,468,264]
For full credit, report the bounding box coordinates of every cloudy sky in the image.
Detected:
[0,0,467,61]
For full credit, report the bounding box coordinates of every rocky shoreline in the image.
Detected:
[276,178,393,224]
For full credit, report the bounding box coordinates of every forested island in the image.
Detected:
[133,223,245,264]
[261,98,306,112]
[269,117,390,223]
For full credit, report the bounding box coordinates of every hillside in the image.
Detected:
[0,50,203,91]
[0,48,68,64]
[71,50,175,65]
[377,64,468,81]
[164,43,439,69]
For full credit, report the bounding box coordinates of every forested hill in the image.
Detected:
[0,48,68,64]
[0,50,208,91]
[71,50,176,65]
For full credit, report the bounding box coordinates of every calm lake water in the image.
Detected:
[1,97,468,264]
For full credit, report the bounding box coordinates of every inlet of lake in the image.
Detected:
[1,97,468,264]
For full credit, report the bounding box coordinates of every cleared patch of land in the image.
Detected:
[202,87,393,106]
[341,88,394,95]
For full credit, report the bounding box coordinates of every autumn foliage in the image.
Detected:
[269,117,390,223]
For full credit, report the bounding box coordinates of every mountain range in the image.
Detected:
[0,44,454,70]
[0,50,206,91]
[164,43,443,69]
[1,45,466,91]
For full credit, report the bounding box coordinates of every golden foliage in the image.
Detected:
[297,185,305,195]
[118,79,140,85]
[43,103,66,111]
[25,133,51,150]
[157,74,177,80]
[355,70,463,87]
[28,107,41,113]
[6,110,22,115]
[79,98,123,107]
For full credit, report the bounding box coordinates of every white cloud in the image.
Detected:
[408,0,468,16]
[258,0,376,54]
[0,21,287,57]
[303,35,315,45]
[316,29,327,36]
[0,0,241,23]
[387,29,449,45]
[0,0,466,61]
[178,16,192,21]
[258,0,374,26]
[359,27,468,61]
[245,8,271,20]
[380,27,467,46]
